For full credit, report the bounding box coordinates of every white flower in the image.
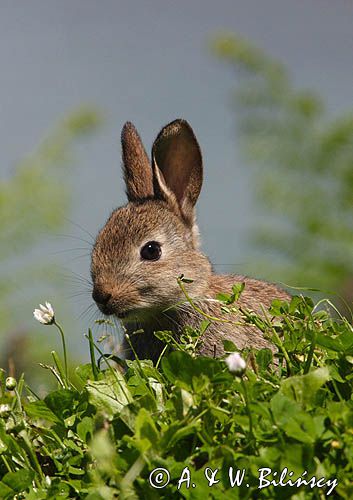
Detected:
[225,352,246,374]
[33,302,55,325]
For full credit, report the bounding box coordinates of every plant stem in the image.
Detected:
[241,377,256,451]
[14,388,23,413]
[331,379,344,402]
[89,337,132,404]
[120,455,146,498]
[304,328,317,374]
[155,344,169,370]
[19,429,45,484]
[88,328,99,380]
[177,278,243,325]
[1,456,13,473]
[54,320,68,382]
[259,305,293,376]
[51,351,68,389]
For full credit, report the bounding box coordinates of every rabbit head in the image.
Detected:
[91,120,212,322]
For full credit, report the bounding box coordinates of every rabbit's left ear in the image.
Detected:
[121,122,154,201]
[151,119,203,225]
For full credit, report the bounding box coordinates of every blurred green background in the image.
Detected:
[1,1,352,388]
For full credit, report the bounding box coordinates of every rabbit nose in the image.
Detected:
[92,288,112,306]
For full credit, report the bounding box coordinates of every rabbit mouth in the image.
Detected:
[97,303,129,318]
[97,302,136,320]
[97,303,116,316]
[94,297,133,318]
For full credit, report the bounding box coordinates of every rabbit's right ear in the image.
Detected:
[121,122,154,201]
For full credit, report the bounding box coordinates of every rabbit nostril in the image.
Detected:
[92,289,112,306]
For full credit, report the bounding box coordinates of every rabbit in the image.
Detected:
[91,119,290,362]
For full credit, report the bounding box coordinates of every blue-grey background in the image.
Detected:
[1,0,353,355]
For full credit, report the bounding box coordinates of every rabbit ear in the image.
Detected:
[121,122,154,201]
[151,119,203,224]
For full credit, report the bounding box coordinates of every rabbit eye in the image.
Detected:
[140,241,162,261]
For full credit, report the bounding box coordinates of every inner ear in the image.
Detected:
[152,119,203,211]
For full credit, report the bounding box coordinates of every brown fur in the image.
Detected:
[121,122,153,201]
[91,119,290,363]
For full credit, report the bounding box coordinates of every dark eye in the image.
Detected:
[140,241,162,261]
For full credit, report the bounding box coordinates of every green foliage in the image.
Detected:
[212,34,353,296]
[0,296,352,498]
[0,107,101,333]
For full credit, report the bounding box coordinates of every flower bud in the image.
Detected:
[5,377,17,391]
[225,352,246,375]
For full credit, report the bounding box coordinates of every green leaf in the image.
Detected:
[162,351,222,389]
[76,416,94,442]
[86,372,132,418]
[281,414,317,444]
[161,421,200,450]
[135,408,159,448]
[153,330,174,344]
[75,363,97,382]
[256,348,273,370]
[279,367,330,406]
[45,389,78,420]
[199,320,211,335]
[315,333,345,353]
[270,393,300,426]
[271,394,321,444]
[161,352,195,389]
[216,292,232,303]
[231,282,245,300]
[217,283,245,305]
[0,470,35,498]
[68,465,86,476]
[25,400,61,424]
[223,339,237,352]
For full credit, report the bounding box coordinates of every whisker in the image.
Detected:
[63,217,96,243]
[62,269,93,287]
[77,303,96,321]
[63,253,92,264]
[86,309,101,327]
[50,248,91,255]
[212,263,244,267]
[51,233,94,248]
[67,291,92,300]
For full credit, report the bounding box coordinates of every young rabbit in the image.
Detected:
[91,119,290,362]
